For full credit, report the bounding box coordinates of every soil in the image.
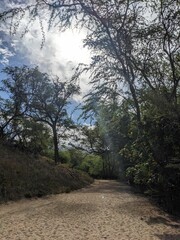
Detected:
[0,180,179,240]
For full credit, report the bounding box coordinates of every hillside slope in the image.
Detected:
[0,143,93,201]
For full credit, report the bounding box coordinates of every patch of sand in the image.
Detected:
[0,180,179,240]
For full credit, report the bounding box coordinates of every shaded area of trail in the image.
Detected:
[0,180,179,240]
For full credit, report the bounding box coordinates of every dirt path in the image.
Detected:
[0,180,179,240]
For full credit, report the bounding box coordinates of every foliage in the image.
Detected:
[59,149,103,178]
[59,150,71,164]
[79,154,103,178]
[0,66,79,163]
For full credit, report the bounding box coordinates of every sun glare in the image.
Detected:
[54,30,90,64]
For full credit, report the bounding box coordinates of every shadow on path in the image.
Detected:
[79,180,132,194]
[146,216,180,228]
[156,233,180,240]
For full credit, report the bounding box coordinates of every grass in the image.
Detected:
[0,143,93,202]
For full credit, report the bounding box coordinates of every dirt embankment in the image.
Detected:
[0,143,93,201]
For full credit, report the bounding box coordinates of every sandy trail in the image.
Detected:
[0,180,179,240]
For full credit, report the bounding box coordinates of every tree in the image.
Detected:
[0,66,34,140]
[17,118,52,154]
[0,66,80,163]
[0,0,179,122]
[71,97,132,178]
[29,71,80,163]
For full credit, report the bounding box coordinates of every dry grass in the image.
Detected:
[0,143,93,201]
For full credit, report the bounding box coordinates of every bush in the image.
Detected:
[79,155,103,178]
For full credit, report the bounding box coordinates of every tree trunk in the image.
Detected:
[52,126,60,164]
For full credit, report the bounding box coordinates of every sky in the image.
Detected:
[0,0,92,123]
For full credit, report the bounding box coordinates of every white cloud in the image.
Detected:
[0,1,92,101]
[0,0,35,10]
[0,38,15,65]
[9,16,91,101]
